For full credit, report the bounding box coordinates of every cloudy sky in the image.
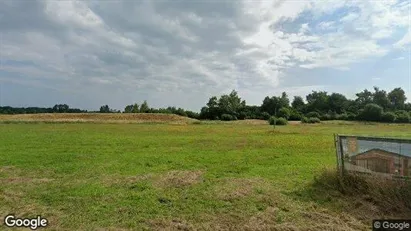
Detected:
[0,0,410,111]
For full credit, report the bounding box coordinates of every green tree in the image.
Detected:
[278,107,291,120]
[291,96,305,112]
[206,96,219,119]
[355,89,373,108]
[218,90,245,117]
[395,110,410,123]
[131,103,139,113]
[381,112,396,123]
[124,105,133,113]
[328,93,348,114]
[388,88,407,110]
[372,87,390,109]
[99,105,111,113]
[359,103,383,121]
[52,104,70,113]
[306,91,329,113]
[261,92,289,115]
[140,100,150,113]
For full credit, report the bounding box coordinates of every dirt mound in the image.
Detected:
[0,113,197,124]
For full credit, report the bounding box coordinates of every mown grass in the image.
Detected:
[1,122,411,230]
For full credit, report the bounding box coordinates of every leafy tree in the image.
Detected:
[388,88,407,110]
[140,100,150,113]
[52,104,70,113]
[306,91,329,113]
[206,96,219,119]
[278,107,291,120]
[381,112,396,123]
[261,92,289,115]
[395,110,410,123]
[291,96,305,113]
[289,109,303,121]
[355,89,373,108]
[372,87,390,109]
[218,90,245,117]
[99,105,111,113]
[359,103,383,121]
[124,105,133,113]
[280,92,290,108]
[131,104,139,113]
[328,93,348,114]
[199,107,210,119]
[261,112,271,120]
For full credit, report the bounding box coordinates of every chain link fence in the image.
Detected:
[335,134,411,178]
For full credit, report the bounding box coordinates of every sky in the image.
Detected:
[0,0,410,112]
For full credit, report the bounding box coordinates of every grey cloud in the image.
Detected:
[0,0,409,111]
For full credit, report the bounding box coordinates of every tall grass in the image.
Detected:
[313,169,411,213]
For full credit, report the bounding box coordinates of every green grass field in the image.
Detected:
[1,122,411,230]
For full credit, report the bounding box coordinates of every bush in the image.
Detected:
[278,107,291,120]
[347,112,357,121]
[268,116,288,126]
[360,104,383,122]
[261,112,271,120]
[276,117,288,125]
[301,116,309,123]
[396,110,410,123]
[308,117,321,123]
[289,111,302,121]
[381,112,397,123]
[301,117,321,124]
[306,111,321,118]
[221,114,234,121]
[238,112,247,120]
[337,113,348,120]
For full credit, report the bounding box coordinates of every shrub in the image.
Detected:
[360,104,383,122]
[322,111,338,121]
[396,110,410,123]
[347,112,357,121]
[308,117,321,123]
[238,112,247,120]
[337,113,348,120]
[276,117,288,125]
[381,112,397,123]
[301,116,309,124]
[269,116,288,126]
[278,107,291,120]
[268,116,276,125]
[320,113,330,121]
[301,117,321,124]
[306,111,321,118]
[221,114,234,121]
[289,111,302,121]
[261,112,271,120]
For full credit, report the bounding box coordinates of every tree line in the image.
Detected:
[198,87,411,123]
[1,86,410,123]
[0,104,86,114]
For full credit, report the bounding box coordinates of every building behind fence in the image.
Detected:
[335,135,411,177]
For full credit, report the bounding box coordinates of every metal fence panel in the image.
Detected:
[336,135,411,177]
